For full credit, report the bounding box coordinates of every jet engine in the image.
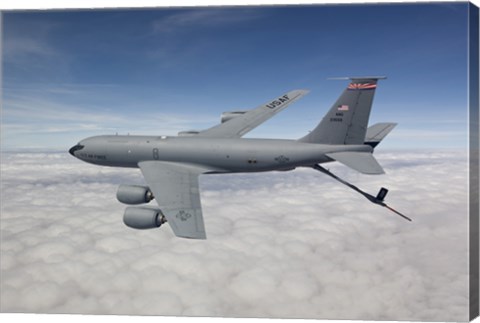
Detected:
[221,110,247,123]
[123,207,166,229]
[116,185,154,205]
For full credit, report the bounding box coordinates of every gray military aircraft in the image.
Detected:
[70,76,410,239]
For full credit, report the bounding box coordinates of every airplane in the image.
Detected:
[69,76,410,240]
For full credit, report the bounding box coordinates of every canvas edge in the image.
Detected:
[469,1,480,321]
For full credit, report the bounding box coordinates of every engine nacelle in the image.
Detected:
[221,110,247,123]
[116,185,154,205]
[123,207,166,229]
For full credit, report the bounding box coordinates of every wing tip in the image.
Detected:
[296,89,310,94]
[289,89,310,98]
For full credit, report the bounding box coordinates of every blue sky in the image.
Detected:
[1,3,470,150]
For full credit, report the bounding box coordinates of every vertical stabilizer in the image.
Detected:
[299,76,386,144]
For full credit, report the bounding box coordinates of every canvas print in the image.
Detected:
[1,2,478,321]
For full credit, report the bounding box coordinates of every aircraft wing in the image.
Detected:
[197,89,309,138]
[138,161,211,239]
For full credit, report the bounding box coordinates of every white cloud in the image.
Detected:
[151,9,263,34]
[0,150,470,321]
[3,91,215,130]
[2,18,60,62]
[1,89,218,150]
[3,37,57,59]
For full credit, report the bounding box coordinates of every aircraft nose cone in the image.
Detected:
[69,144,85,157]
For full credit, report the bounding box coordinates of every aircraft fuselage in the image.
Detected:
[70,135,373,173]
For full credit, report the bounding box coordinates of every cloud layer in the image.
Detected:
[0,150,470,320]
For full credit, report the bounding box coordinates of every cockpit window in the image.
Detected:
[69,144,84,155]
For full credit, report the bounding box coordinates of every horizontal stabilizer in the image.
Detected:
[326,152,385,174]
[365,122,397,148]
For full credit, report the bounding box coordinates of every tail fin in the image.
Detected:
[364,122,397,148]
[299,76,386,144]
